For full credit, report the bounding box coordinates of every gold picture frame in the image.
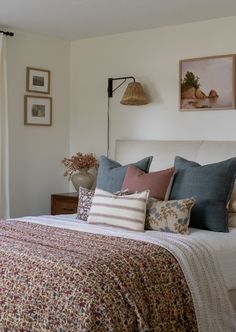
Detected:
[179,54,236,111]
[24,95,52,126]
[26,67,51,94]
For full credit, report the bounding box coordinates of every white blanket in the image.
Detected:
[182,227,236,291]
[11,215,236,332]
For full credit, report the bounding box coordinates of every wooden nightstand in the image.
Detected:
[51,192,78,215]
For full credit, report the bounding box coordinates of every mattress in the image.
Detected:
[16,214,236,293]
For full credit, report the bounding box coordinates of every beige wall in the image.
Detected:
[70,16,236,159]
[7,31,70,217]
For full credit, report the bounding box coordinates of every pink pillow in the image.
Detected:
[122,165,175,200]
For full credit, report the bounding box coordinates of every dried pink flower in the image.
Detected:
[62,152,99,180]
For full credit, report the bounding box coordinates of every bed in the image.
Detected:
[1,139,236,331]
[115,140,236,308]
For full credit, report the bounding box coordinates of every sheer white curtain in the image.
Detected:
[0,33,10,218]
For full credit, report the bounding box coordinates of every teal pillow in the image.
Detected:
[170,156,236,232]
[97,155,153,193]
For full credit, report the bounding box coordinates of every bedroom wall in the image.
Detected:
[70,16,236,159]
[7,31,70,217]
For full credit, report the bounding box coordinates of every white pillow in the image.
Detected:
[88,188,149,231]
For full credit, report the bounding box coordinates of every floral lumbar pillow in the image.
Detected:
[77,187,94,221]
[146,197,196,234]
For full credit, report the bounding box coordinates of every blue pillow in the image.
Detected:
[96,155,153,193]
[170,156,236,232]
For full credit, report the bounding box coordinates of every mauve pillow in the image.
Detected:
[122,165,175,200]
[96,155,153,193]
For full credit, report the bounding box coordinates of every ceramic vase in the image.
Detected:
[71,169,94,192]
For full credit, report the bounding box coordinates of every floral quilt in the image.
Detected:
[0,220,197,331]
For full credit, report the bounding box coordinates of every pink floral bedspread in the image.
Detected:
[0,220,197,331]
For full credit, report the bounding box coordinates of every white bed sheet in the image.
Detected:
[14,214,236,291]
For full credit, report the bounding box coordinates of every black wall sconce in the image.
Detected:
[107,76,148,105]
[106,76,149,156]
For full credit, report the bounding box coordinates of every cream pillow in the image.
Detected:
[88,188,149,231]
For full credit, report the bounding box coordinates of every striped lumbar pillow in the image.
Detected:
[87,188,149,231]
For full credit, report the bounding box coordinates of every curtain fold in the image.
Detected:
[0,33,10,218]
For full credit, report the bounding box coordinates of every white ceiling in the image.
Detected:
[1,0,236,40]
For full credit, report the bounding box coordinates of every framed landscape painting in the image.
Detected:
[24,95,52,126]
[26,67,50,94]
[179,55,235,111]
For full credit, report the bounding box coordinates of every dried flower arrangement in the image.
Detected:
[62,152,99,180]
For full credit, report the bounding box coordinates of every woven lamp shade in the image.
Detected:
[120,82,149,105]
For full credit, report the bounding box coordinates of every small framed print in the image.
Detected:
[24,95,52,126]
[26,67,50,94]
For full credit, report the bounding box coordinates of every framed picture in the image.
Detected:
[26,67,50,94]
[24,95,52,126]
[179,54,236,111]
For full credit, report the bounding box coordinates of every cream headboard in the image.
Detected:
[115,140,236,171]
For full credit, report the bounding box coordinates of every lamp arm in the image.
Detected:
[106,75,136,156]
[107,76,135,98]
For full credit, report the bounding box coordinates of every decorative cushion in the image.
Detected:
[122,165,175,200]
[77,187,94,221]
[170,156,236,232]
[229,181,236,213]
[77,187,129,221]
[228,213,236,227]
[96,155,153,193]
[146,197,195,234]
[87,188,149,231]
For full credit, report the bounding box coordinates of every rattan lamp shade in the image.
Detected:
[120,82,149,105]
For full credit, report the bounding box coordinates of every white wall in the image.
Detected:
[7,31,70,217]
[70,16,236,159]
[7,16,236,217]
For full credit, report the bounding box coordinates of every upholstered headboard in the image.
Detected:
[115,140,236,171]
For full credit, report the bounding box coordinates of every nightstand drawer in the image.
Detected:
[51,193,78,215]
[54,200,77,214]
